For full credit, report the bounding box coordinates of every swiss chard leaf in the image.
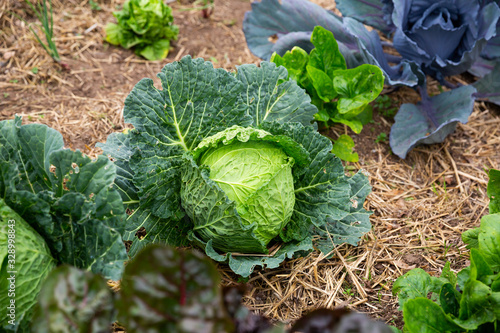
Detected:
[31,265,115,332]
[390,85,477,159]
[117,245,233,332]
[331,134,359,163]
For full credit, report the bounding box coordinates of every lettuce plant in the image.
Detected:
[99,55,372,277]
[270,26,384,161]
[243,0,500,159]
[0,117,127,332]
[105,0,179,61]
[393,169,500,333]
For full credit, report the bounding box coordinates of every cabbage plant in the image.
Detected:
[99,56,372,277]
[0,117,127,331]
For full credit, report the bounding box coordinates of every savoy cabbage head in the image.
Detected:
[99,56,372,277]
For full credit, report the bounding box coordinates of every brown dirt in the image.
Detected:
[1,0,499,331]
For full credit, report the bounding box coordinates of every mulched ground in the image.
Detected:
[1,0,499,330]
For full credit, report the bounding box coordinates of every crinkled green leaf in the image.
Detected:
[0,201,56,332]
[487,168,500,214]
[181,155,266,254]
[0,118,127,281]
[331,134,359,163]
[117,245,233,332]
[105,0,178,61]
[205,236,314,278]
[236,62,317,127]
[31,266,115,333]
[313,171,372,253]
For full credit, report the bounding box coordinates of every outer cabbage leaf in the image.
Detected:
[0,200,57,332]
[336,0,395,34]
[258,122,372,249]
[236,62,317,127]
[0,117,127,280]
[204,237,314,278]
[97,131,192,257]
[473,60,500,106]
[312,171,372,254]
[390,85,477,159]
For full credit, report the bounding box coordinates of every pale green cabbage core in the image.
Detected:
[199,140,295,244]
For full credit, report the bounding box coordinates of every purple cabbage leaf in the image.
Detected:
[390,85,477,159]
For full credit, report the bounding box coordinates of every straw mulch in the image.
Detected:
[1,0,499,330]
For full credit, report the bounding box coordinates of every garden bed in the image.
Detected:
[1,0,499,329]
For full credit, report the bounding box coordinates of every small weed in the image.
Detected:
[3,93,9,98]
[89,0,101,11]
[373,95,397,118]
[9,79,18,83]
[343,284,355,297]
[31,67,39,74]
[375,132,387,143]
[210,57,218,64]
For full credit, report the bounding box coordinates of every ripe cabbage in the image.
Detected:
[99,56,373,277]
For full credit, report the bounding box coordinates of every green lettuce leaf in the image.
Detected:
[104,0,179,60]
[488,168,500,214]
